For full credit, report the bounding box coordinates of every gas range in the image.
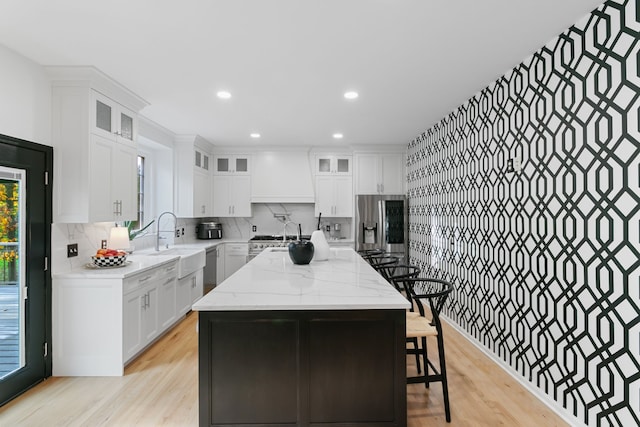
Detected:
[248,234,311,255]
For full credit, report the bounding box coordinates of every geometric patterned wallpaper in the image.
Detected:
[406,1,639,425]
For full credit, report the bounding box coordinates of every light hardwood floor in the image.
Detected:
[0,311,568,427]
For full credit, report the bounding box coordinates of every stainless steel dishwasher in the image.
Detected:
[203,246,217,294]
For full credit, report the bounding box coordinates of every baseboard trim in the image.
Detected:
[441,314,588,427]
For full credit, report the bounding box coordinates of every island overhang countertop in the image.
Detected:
[192,247,410,311]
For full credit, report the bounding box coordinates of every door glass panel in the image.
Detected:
[235,158,247,172]
[384,200,404,244]
[318,158,331,173]
[203,155,209,171]
[195,151,202,168]
[96,100,112,133]
[0,168,25,379]
[337,158,349,173]
[217,158,229,172]
[120,112,133,140]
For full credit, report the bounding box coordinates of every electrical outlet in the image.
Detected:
[252,225,257,232]
[325,225,330,232]
[67,243,78,258]
[175,229,180,238]
[506,158,514,173]
[181,227,185,236]
[513,158,522,173]
[101,239,107,249]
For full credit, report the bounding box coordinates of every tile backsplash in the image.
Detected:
[52,203,352,274]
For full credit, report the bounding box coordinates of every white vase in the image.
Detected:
[310,230,330,261]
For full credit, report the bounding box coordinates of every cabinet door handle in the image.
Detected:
[380,184,384,193]
[138,275,153,284]
[163,277,173,286]
[146,293,150,308]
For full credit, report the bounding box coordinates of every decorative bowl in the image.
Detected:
[288,240,314,265]
[91,254,127,267]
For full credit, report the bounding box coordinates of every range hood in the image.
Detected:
[251,151,315,203]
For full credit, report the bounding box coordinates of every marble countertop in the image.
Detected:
[52,239,243,279]
[192,247,410,311]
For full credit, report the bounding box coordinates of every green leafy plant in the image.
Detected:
[124,220,155,241]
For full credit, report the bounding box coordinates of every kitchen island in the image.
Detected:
[192,247,410,427]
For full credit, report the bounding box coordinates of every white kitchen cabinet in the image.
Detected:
[177,269,204,317]
[315,154,352,175]
[213,155,250,175]
[92,90,137,145]
[212,175,252,217]
[123,261,177,362]
[49,67,148,223]
[175,136,214,218]
[89,133,138,222]
[216,244,226,284]
[53,259,179,376]
[158,274,177,330]
[224,243,248,280]
[315,175,353,217]
[355,152,405,195]
[191,270,204,304]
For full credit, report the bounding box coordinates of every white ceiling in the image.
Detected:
[0,0,604,147]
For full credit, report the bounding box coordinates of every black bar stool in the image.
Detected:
[401,277,453,422]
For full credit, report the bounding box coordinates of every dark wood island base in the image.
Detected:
[198,309,407,427]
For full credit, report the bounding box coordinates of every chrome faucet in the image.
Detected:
[283,220,297,242]
[155,211,177,251]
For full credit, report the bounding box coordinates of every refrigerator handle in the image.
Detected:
[378,200,385,250]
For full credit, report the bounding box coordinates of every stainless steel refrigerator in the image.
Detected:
[355,194,408,261]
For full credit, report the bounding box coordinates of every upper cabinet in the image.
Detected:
[174,135,214,218]
[213,155,250,175]
[212,153,252,217]
[315,154,352,175]
[48,67,149,223]
[313,153,353,218]
[91,91,137,145]
[354,152,405,195]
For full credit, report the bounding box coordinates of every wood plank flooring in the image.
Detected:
[0,311,569,427]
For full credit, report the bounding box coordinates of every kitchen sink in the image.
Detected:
[143,247,206,278]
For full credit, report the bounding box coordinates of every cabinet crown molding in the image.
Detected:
[45,66,149,112]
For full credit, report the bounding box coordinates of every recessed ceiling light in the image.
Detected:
[250,133,261,138]
[344,91,358,100]
[333,133,344,139]
[216,91,232,99]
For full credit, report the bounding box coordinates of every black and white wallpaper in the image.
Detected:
[406,1,639,425]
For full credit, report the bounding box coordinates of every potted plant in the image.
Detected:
[123,220,155,252]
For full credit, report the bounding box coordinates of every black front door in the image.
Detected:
[0,133,52,406]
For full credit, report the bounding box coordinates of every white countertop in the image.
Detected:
[52,239,239,279]
[192,247,410,311]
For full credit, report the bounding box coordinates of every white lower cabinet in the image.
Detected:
[224,243,248,280]
[53,259,186,377]
[177,269,203,315]
[158,274,177,331]
[216,244,226,284]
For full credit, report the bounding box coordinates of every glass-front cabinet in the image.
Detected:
[92,90,137,145]
[213,155,250,175]
[315,155,352,175]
